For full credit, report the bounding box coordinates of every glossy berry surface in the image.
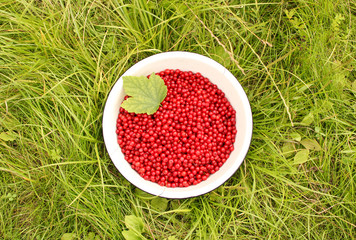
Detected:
[116,69,237,187]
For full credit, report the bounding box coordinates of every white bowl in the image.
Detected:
[103,51,252,199]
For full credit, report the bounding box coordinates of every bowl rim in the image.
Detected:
[102,51,253,198]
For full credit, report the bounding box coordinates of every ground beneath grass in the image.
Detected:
[0,0,355,239]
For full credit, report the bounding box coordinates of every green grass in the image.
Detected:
[0,0,355,239]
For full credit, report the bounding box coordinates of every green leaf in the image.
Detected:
[332,72,348,89]
[315,127,321,133]
[298,84,313,93]
[212,46,231,65]
[301,112,314,126]
[121,74,167,114]
[294,149,309,164]
[170,200,180,210]
[49,149,61,161]
[122,230,141,240]
[284,8,296,19]
[0,116,19,130]
[300,139,322,151]
[121,97,160,115]
[61,233,76,240]
[125,215,145,233]
[84,232,96,240]
[281,142,295,157]
[0,131,17,141]
[290,132,301,142]
[134,188,154,199]
[151,197,169,212]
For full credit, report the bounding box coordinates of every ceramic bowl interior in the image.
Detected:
[102,51,252,199]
